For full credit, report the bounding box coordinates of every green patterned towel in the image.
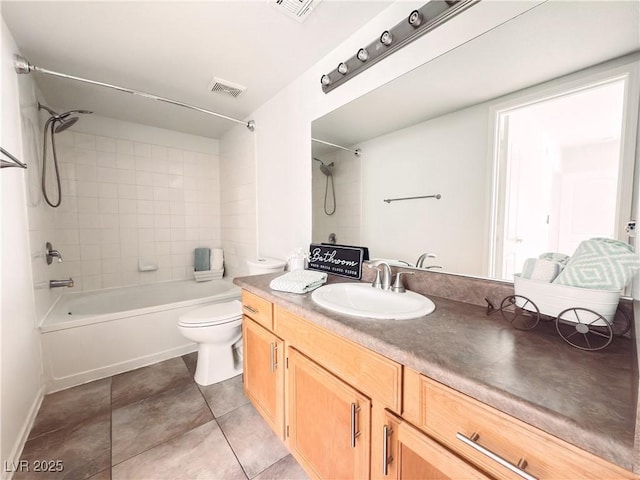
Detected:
[553,238,639,290]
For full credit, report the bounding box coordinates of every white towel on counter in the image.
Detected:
[269,270,328,294]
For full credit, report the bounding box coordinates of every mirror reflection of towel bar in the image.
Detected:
[0,147,27,169]
[384,194,441,204]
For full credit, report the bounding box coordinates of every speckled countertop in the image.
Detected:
[234,272,637,472]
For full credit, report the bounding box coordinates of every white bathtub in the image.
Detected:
[40,279,241,392]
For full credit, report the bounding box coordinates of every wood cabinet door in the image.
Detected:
[379,411,490,480]
[287,347,371,480]
[242,316,284,439]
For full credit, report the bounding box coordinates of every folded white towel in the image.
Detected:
[521,258,563,282]
[269,270,328,294]
[211,248,224,270]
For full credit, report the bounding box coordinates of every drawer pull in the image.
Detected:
[243,304,258,314]
[382,424,394,475]
[456,432,538,480]
[269,343,278,372]
[350,403,361,448]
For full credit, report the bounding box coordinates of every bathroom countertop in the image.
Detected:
[234,273,637,472]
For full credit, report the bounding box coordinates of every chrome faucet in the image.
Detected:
[416,252,437,268]
[50,278,74,288]
[367,260,393,290]
[46,242,63,264]
[391,271,414,293]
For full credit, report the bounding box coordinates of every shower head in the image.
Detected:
[38,103,92,133]
[313,157,334,177]
[54,116,78,133]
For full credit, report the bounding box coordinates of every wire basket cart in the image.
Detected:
[488,274,630,351]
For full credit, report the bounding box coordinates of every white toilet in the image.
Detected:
[246,257,287,274]
[178,300,243,386]
[178,257,285,386]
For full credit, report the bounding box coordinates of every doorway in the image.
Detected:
[492,78,628,280]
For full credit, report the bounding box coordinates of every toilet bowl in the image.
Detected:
[178,300,243,386]
[247,257,286,275]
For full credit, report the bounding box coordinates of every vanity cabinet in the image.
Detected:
[377,410,490,480]
[287,347,371,479]
[241,301,285,439]
[240,289,637,480]
[403,367,637,480]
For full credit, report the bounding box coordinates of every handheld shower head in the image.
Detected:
[54,116,79,133]
[313,157,334,177]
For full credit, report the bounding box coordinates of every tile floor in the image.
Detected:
[15,353,309,480]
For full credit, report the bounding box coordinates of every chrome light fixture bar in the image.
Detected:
[321,0,479,93]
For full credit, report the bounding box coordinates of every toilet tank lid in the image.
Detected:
[178,300,242,326]
[247,258,286,268]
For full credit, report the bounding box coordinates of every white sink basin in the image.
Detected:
[311,282,435,320]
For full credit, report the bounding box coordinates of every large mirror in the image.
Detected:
[311,0,640,281]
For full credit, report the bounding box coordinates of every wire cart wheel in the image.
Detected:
[555,308,613,351]
[500,295,540,330]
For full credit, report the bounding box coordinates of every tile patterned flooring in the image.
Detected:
[15,354,309,480]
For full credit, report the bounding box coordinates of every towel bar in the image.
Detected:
[0,147,27,169]
[383,194,441,204]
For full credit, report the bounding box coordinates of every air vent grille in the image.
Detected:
[209,77,247,98]
[271,0,321,23]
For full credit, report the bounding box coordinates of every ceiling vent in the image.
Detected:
[270,0,321,23]
[208,77,247,98]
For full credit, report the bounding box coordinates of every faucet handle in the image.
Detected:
[391,271,414,293]
[367,263,383,289]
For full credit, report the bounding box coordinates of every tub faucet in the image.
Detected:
[50,278,74,288]
[367,260,393,290]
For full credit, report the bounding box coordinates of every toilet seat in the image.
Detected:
[178,300,242,328]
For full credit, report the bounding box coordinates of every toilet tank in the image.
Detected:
[247,258,286,275]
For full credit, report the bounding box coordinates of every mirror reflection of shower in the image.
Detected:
[39,103,92,207]
[313,157,336,215]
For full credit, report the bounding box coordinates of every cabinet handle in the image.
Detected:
[350,403,361,448]
[269,343,278,373]
[243,304,258,314]
[382,425,394,476]
[456,432,538,480]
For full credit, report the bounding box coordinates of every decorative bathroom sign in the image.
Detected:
[307,243,365,279]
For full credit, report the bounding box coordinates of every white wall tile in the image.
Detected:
[30,123,220,291]
[96,136,116,153]
[134,142,152,157]
[117,139,134,155]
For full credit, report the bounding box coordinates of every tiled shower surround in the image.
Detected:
[43,130,222,292]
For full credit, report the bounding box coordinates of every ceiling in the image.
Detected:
[312,0,640,153]
[2,0,392,139]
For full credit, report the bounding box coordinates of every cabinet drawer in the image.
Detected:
[241,290,273,329]
[406,370,635,480]
[275,306,401,412]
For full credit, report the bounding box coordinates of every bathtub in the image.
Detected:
[40,279,241,392]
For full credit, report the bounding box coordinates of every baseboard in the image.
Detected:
[2,385,45,480]
[46,344,198,393]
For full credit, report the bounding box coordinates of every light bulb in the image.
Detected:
[380,30,393,46]
[408,10,423,27]
[357,48,369,62]
[337,62,348,75]
[321,74,332,86]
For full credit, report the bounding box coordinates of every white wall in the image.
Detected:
[360,104,490,275]
[32,115,221,294]
[219,124,258,277]
[250,1,545,262]
[0,20,45,477]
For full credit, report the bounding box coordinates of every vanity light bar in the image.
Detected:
[321,0,479,94]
